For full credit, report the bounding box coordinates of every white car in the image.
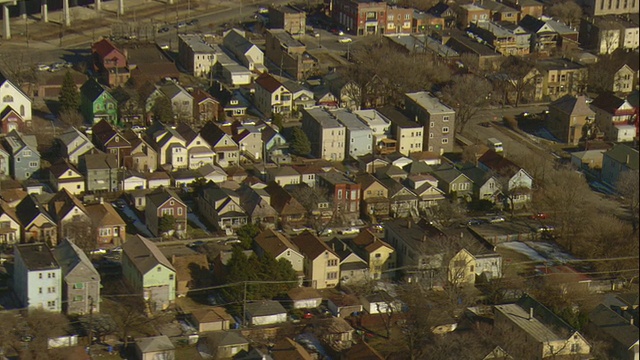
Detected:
[37,64,50,71]
[338,227,359,235]
[489,216,505,223]
[338,37,352,43]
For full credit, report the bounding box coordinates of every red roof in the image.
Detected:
[478,150,520,177]
[255,73,284,93]
[92,38,123,59]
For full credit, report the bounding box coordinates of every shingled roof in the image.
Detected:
[292,230,338,260]
[122,235,175,275]
[254,229,300,258]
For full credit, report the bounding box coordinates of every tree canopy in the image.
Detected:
[151,96,174,124]
[236,223,260,250]
[58,71,80,113]
[290,127,311,156]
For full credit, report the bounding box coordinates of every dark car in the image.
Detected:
[480,121,492,127]
[187,241,205,248]
[158,26,170,33]
[187,18,199,25]
[467,219,485,226]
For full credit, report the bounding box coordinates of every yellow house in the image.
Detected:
[292,231,340,289]
[48,160,85,195]
[448,249,476,286]
[349,230,395,280]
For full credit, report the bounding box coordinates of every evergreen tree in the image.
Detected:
[236,223,260,250]
[151,96,174,124]
[59,71,80,113]
[158,215,176,234]
[271,112,284,130]
[290,127,311,156]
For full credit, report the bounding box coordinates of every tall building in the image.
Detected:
[301,108,346,161]
[332,0,388,36]
[404,91,456,154]
[14,243,62,312]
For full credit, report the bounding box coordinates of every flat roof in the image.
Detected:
[406,91,455,114]
[179,34,216,53]
[16,243,59,271]
[331,109,370,131]
[304,108,344,129]
[269,29,305,49]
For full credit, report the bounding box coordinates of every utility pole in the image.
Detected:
[87,296,94,356]
[242,281,247,327]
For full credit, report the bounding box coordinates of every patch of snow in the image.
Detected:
[120,205,153,237]
[498,242,546,262]
[525,242,575,264]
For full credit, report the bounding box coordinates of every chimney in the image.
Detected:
[407,219,412,228]
[332,243,335,251]
[626,154,630,164]
[100,197,104,204]
[631,318,634,326]
[529,307,534,320]
[422,235,427,242]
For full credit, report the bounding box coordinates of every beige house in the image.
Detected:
[206,331,250,359]
[301,108,346,161]
[348,229,396,280]
[356,173,390,221]
[547,95,595,145]
[266,166,300,186]
[254,229,304,273]
[525,59,588,102]
[124,130,157,173]
[612,64,637,94]
[292,231,340,289]
[448,248,476,285]
[48,160,85,195]
[379,106,423,156]
[254,73,293,116]
[494,295,591,359]
[135,335,175,360]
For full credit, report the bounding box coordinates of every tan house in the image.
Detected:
[254,228,304,273]
[254,73,293,116]
[48,160,85,195]
[86,202,126,249]
[205,331,249,359]
[457,3,491,27]
[348,229,396,280]
[548,95,596,145]
[134,336,175,360]
[190,307,233,332]
[525,59,588,102]
[0,202,20,246]
[292,231,340,289]
[16,195,57,245]
[124,130,157,173]
[379,106,423,156]
[356,173,390,221]
[494,295,591,359]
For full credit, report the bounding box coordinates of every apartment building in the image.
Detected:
[378,106,423,156]
[332,109,373,159]
[301,108,346,161]
[14,243,62,312]
[525,58,588,102]
[332,0,388,36]
[317,171,361,220]
[178,34,216,77]
[585,0,639,16]
[269,5,307,36]
[292,231,341,289]
[404,92,455,154]
[264,29,317,81]
[386,6,414,34]
[53,238,101,315]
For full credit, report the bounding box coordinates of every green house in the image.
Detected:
[80,79,118,126]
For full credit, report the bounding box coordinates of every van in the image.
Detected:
[487,138,503,153]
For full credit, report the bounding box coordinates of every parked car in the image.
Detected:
[158,26,170,33]
[489,216,505,223]
[187,18,199,25]
[36,64,50,71]
[187,240,205,248]
[537,225,555,233]
[530,212,549,220]
[257,7,269,14]
[338,36,352,43]
[467,219,485,226]
[480,121,492,128]
[224,238,241,246]
[338,227,359,235]
[303,311,314,319]
[175,21,187,28]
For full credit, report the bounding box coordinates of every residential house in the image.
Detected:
[379,177,418,218]
[525,58,588,103]
[292,231,340,289]
[518,15,562,55]
[200,121,240,168]
[48,160,85,195]
[468,21,531,56]
[0,202,20,245]
[122,236,176,311]
[175,123,215,170]
[332,108,373,159]
[91,119,131,166]
[177,34,216,77]
[301,107,346,161]
[124,44,179,86]
[291,163,323,187]
[457,3,491,27]
[197,183,247,233]
[386,6,414,34]
[205,331,250,359]
[254,228,304,273]
[327,293,363,318]
[264,182,307,227]
[327,237,369,284]
[601,144,639,187]
[361,290,402,314]
[86,201,126,249]
[16,195,57,244]
[192,88,220,123]
[478,150,533,208]
[427,2,457,28]
[0,72,32,122]
[323,71,364,110]
[167,250,210,297]
[284,80,316,112]
[134,336,175,360]
[591,93,637,142]
[245,300,288,326]
[571,149,606,170]
[287,287,323,309]
[265,30,317,81]
[55,127,95,165]
[0,107,30,134]
[13,243,61,312]
[190,307,233,333]
[78,153,119,193]
[477,0,520,23]
[494,295,591,359]
[91,38,129,87]
[404,173,446,210]
[609,59,639,95]
[146,122,188,170]
[254,73,292,116]
[502,0,543,20]
[266,166,300,186]
[146,171,171,189]
[53,238,100,315]
[231,122,263,162]
[123,130,157,173]
[145,188,187,238]
[347,229,396,280]
[444,29,503,70]
[548,95,596,145]
[0,145,10,179]
[353,109,391,148]
[222,29,267,72]
[260,120,287,154]
[460,165,501,204]
[404,91,455,154]
[80,79,119,126]
[332,0,388,36]
[159,80,194,121]
[317,171,360,221]
[378,106,423,156]
[585,0,639,16]
[357,155,390,174]
[314,317,355,352]
[286,182,334,223]
[431,164,474,200]
[120,168,146,190]
[3,130,40,181]
[237,186,278,228]
[47,189,91,244]
[579,16,639,54]
[588,302,639,360]
[269,4,307,35]
[344,341,385,360]
[356,173,390,221]
[271,337,314,360]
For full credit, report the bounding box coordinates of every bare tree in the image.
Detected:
[499,56,535,107]
[59,109,85,128]
[62,218,97,254]
[442,74,492,134]
[616,170,640,232]
[546,1,582,28]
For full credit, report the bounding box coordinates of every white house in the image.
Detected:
[56,127,95,165]
[146,123,188,170]
[245,300,287,326]
[13,243,62,312]
[121,171,147,191]
[254,229,304,273]
[361,291,402,315]
[223,29,267,72]
[254,73,293,116]
[48,160,85,195]
[0,72,32,120]
[176,123,215,170]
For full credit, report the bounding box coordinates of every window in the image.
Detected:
[177,208,183,216]
[337,190,343,200]
[39,273,42,279]
[442,127,449,133]
[388,14,394,20]
[327,271,338,280]
[375,253,381,258]
[29,161,38,168]
[351,190,358,200]
[23,150,31,157]
[570,343,579,353]
[39,287,42,294]
[74,295,83,301]
[47,301,55,308]
[430,122,434,128]
[404,14,410,20]
[451,184,457,191]
[169,274,174,280]
[429,133,434,138]
[328,259,338,267]
[157,267,162,272]
[443,116,449,121]
[2,95,13,102]
[442,138,448,144]
[73,283,84,290]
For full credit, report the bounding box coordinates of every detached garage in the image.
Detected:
[287,287,323,309]
[245,300,287,326]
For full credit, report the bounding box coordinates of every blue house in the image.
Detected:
[2,130,40,180]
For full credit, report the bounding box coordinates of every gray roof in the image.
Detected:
[550,95,595,117]
[58,127,93,149]
[304,108,344,129]
[146,188,185,208]
[432,165,469,184]
[589,304,639,349]
[267,166,300,177]
[331,109,370,131]
[246,300,287,317]
[378,106,421,129]
[460,165,492,185]
[406,91,455,114]
[15,243,59,271]
[208,331,249,347]
[159,81,192,101]
[477,0,518,12]
[494,303,566,342]
[122,235,175,275]
[53,238,100,282]
[81,153,117,170]
[535,58,584,71]
[4,130,39,155]
[268,29,305,49]
[223,29,255,56]
[179,34,216,53]
[318,171,355,185]
[384,218,446,254]
[604,144,639,170]
[136,335,175,353]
